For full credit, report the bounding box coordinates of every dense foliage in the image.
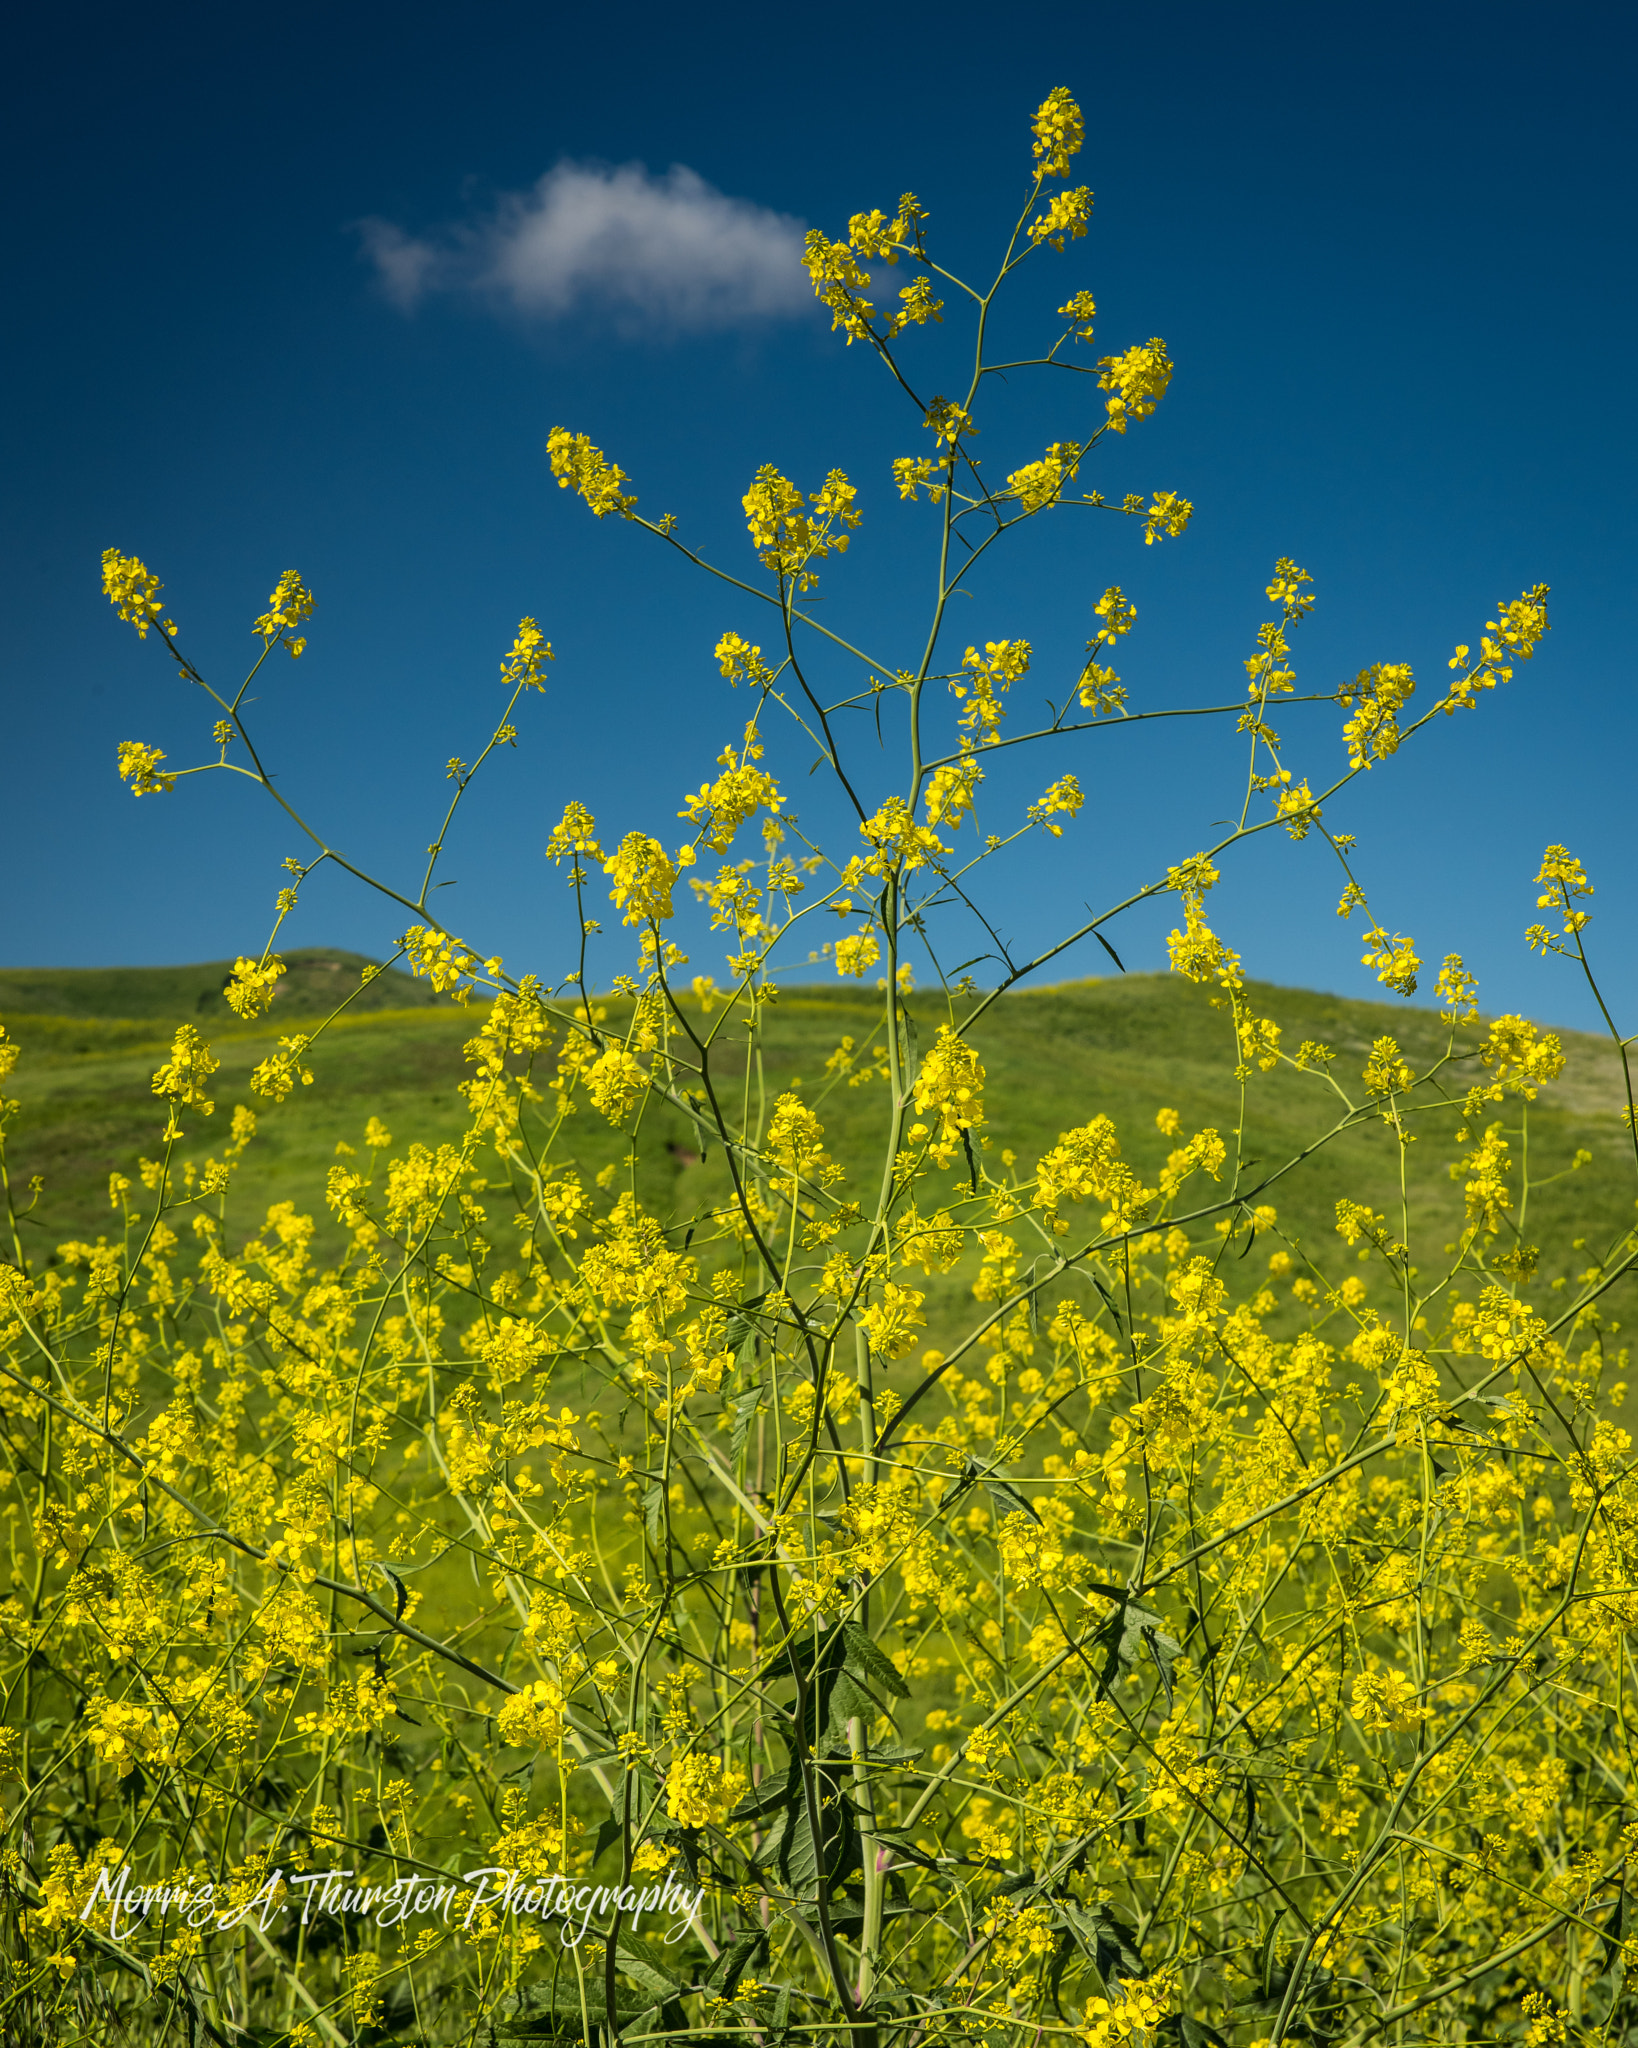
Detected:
[4,89,1631,2048]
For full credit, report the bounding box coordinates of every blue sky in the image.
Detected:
[4,0,1635,1032]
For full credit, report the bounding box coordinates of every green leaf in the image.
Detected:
[619,1929,692,1985]
[648,1816,703,1887]
[496,1964,655,2039]
[842,1621,910,1700]
[767,1621,850,1748]
[764,1768,860,1896]
[824,1667,888,1744]
[724,1292,771,1362]
[616,1958,680,2005]
[1090,1600,1180,1710]
[615,1937,688,2004]
[728,1774,800,1825]
[1159,2019,1231,2048]
[1599,1882,1628,1975]
[959,1455,1042,1526]
[1230,1961,1342,2034]
[1046,1926,1079,2017]
[849,1739,924,1764]
[1060,1901,1145,1992]
[1089,1271,1126,1333]
[1258,1907,1285,1999]
[869,1826,942,1869]
[373,1560,409,1618]
[705,1927,768,1997]
[730,1389,762,1467]
[830,1895,921,1937]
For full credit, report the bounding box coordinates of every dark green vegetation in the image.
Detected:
[4,956,1632,1332]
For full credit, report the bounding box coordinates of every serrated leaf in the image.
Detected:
[729,1771,801,1825]
[497,1967,651,2037]
[617,1929,690,1992]
[830,1895,921,1936]
[1141,1621,1179,1712]
[706,1928,768,1997]
[724,1292,770,1361]
[779,1800,828,1891]
[730,1389,762,1467]
[869,1826,941,1869]
[1060,1901,1145,1992]
[824,1667,888,1746]
[1600,1883,1629,1974]
[616,1956,681,2003]
[842,1621,910,1700]
[828,1739,923,1765]
[1090,1600,1181,1709]
[1159,2019,1230,2048]
[770,1772,859,1896]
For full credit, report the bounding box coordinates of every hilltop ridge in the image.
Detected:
[0,947,442,1022]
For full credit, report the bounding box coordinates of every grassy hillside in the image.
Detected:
[0,946,441,1025]
[3,962,1634,1328]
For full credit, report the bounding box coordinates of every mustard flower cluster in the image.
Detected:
[742,465,861,589]
[251,570,315,657]
[100,547,174,637]
[547,426,638,518]
[116,738,176,795]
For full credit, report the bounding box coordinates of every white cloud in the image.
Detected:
[357,161,812,332]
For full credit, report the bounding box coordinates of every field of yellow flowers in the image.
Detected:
[5,89,1634,2048]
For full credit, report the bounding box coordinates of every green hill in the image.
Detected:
[0,946,441,1025]
[3,964,1633,1329]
